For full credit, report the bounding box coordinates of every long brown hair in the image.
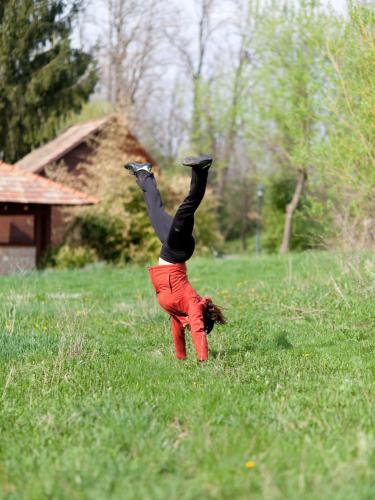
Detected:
[206,299,226,325]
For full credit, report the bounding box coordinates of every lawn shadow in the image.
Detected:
[274,331,293,349]
[210,331,293,359]
[210,343,257,359]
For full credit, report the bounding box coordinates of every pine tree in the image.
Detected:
[0,0,97,163]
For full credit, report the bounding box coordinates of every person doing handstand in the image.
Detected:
[124,155,226,362]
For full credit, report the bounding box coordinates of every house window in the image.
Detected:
[0,215,35,245]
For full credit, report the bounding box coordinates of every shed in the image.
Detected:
[0,162,98,274]
[16,116,156,245]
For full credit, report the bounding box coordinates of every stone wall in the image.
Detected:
[0,247,36,275]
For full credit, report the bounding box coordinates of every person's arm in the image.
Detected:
[171,316,187,359]
[188,299,208,361]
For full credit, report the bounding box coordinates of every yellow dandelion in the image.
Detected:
[245,460,256,469]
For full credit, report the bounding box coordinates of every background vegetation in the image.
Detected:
[46,118,223,266]
[1,1,374,262]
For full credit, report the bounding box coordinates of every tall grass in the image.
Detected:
[0,252,374,499]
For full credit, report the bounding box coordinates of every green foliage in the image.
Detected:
[189,0,335,251]
[50,180,221,269]
[0,0,97,162]
[250,0,374,250]
[72,212,131,263]
[1,253,375,497]
[157,174,224,256]
[64,192,160,266]
[193,189,224,254]
[45,244,98,269]
[315,2,375,245]
[197,1,374,252]
[119,185,161,263]
[262,174,327,253]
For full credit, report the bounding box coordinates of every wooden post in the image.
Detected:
[35,205,51,267]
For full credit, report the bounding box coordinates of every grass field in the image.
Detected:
[1,252,374,499]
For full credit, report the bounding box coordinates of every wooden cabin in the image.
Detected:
[16,116,157,245]
[0,162,97,274]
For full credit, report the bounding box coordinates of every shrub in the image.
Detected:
[67,174,223,264]
[45,245,98,269]
[65,190,160,265]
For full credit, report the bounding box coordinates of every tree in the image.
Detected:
[141,76,190,167]
[254,0,331,254]
[318,2,375,247]
[0,0,97,163]
[100,0,166,113]
[185,0,265,245]
[165,0,224,153]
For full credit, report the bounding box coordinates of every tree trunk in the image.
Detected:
[240,179,250,251]
[279,169,307,255]
[191,76,203,151]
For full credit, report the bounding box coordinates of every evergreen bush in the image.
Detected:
[0,0,97,162]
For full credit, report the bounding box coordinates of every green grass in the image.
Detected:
[0,252,374,499]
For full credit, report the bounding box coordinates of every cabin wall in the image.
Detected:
[0,247,36,274]
[0,204,51,274]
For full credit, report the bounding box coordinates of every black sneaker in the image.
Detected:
[124,162,152,175]
[182,154,213,169]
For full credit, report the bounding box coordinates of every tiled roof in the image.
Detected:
[0,162,98,205]
[16,117,110,173]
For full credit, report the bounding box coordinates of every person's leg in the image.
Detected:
[166,166,209,250]
[136,172,173,243]
[191,328,208,361]
[171,317,187,359]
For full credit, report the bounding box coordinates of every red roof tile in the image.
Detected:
[0,162,98,205]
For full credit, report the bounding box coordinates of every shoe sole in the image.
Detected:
[182,154,213,168]
[183,161,212,169]
[124,165,152,175]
